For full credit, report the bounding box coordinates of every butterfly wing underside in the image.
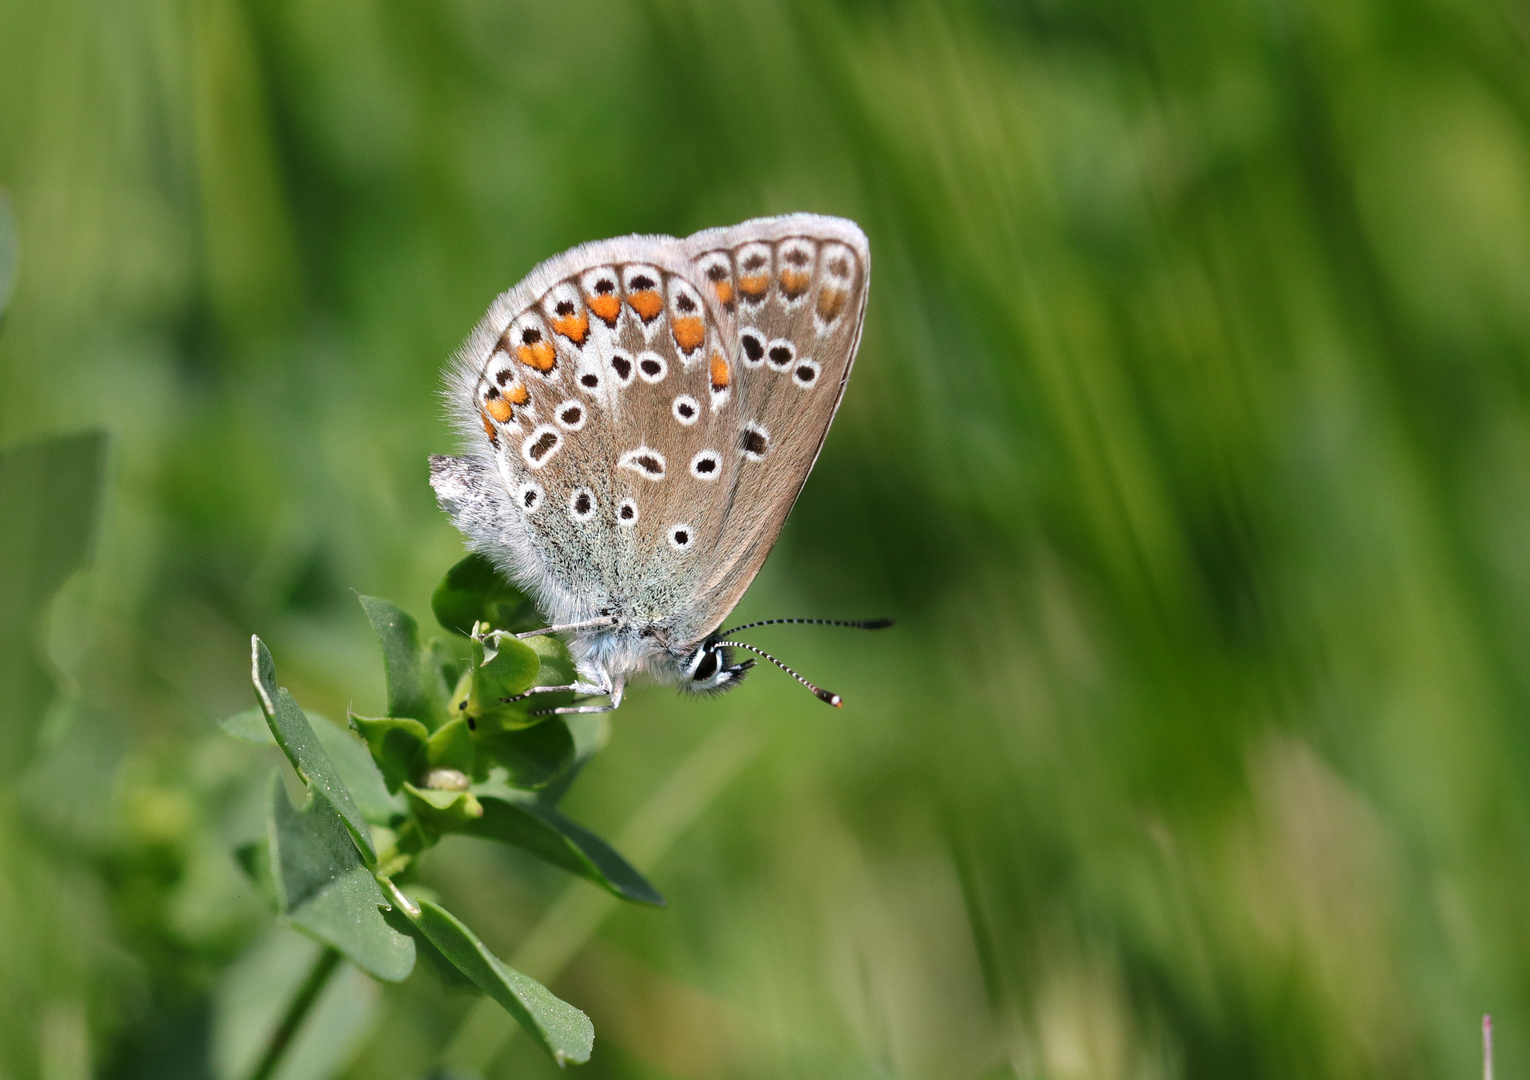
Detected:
[675,215,870,645]
[432,214,868,655]
[434,235,743,630]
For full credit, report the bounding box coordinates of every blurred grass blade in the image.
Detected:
[464,793,664,906]
[267,773,415,983]
[252,636,377,862]
[412,898,593,1066]
[0,186,16,323]
[360,596,453,729]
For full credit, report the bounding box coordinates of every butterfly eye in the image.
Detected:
[692,649,720,682]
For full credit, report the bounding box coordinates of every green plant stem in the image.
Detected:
[245,945,343,1080]
[435,716,763,1077]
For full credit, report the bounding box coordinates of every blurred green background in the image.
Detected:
[3,0,1530,1077]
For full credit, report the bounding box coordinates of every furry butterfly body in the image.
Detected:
[430,214,870,711]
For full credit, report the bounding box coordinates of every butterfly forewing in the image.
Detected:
[445,236,743,631]
[678,215,870,644]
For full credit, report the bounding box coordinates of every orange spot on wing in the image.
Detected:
[551,310,589,345]
[713,280,734,307]
[587,293,621,326]
[738,273,769,300]
[628,289,663,322]
[481,410,497,437]
[816,287,847,321]
[517,340,557,372]
[505,383,530,406]
[673,316,705,353]
[780,269,811,299]
[709,352,730,390]
[485,396,513,423]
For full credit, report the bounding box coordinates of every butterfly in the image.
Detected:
[429,214,886,716]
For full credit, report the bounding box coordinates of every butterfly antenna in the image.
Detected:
[713,640,843,707]
[719,617,895,636]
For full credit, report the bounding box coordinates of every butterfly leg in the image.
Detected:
[530,679,625,717]
[515,616,619,640]
[499,681,605,704]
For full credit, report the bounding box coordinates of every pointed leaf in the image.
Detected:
[475,717,576,789]
[266,774,415,982]
[380,904,476,988]
[350,714,428,793]
[412,898,593,1065]
[310,713,406,825]
[426,717,476,775]
[525,633,578,688]
[217,706,274,745]
[471,630,541,718]
[403,783,483,843]
[252,637,376,862]
[234,838,277,912]
[464,793,664,906]
[432,552,541,636]
[360,595,451,728]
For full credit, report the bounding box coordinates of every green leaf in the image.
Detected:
[234,838,277,911]
[212,929,380,1080]
[252,636,377,863]
[475,717,576,789]
[525,633,578,688]
[463,792,664,906]
[426,717,476,775]
[266,774,415,982]
[218,706,274,745]
[349,714,428,793]
[432,552,542,636]
[310,713,406,826]
[470,630,541,723]
[359,595,451,729]
[403,783,483,842]
[410,897,593,1065]
[380,904,476,988]
[0,430,105,771]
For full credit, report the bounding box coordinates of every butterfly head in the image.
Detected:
[677,638,755,696]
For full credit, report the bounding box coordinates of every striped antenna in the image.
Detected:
[714,640,842,707]
[719,616,894,635]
